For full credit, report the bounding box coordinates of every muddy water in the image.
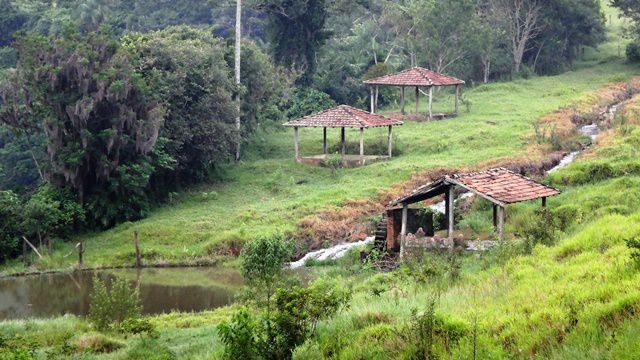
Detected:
[0,267,243,321]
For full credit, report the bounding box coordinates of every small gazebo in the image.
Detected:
[363,67,465,120]
[386,168,561,254]
[282,105,403,166]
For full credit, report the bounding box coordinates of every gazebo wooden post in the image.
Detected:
[428,86,433,120]
[370,86,375,113]
[400,86,405,114]
[455,84,460,115]
[415,86,420,113]
[294,126,299,159]
[374,86,379,112]
[447,185,455,240]
[542,197,547,208]
[400,203,408,259]
[387,125,393,157]
[498,206,505,240]
[340,127,346,156]
[323,127,327,154]
[359,127,364,157]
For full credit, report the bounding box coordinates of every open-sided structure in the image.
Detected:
[363,67,465,120]
[282,105,403,166]
[387,168,560,254]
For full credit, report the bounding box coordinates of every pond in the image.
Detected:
[0,267,243,321]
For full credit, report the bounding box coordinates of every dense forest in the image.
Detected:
[0,0,630,262]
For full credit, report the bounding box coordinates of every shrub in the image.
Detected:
[89,276,142,331]
[125,339,176,360]
[120,318,157,337]
[73,333,125,353]
[553,205,583,230]
[218,308,258,360]
[626,235,640,268]
[626,41,640,63]
[287,88,337,119]
[519,208,559,254]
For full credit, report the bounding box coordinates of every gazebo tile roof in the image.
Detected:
[282,105,403,128]
[363,67,464,87]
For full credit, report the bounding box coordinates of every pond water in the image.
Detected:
[0,267,243,321]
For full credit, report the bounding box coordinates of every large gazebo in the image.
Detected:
[386,168,561,254]
[363,67,465,120]
[282,105,403,166]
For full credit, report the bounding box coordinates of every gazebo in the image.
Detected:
[386,168,561,254]
[282,105,403,166]
[363,67,465,120]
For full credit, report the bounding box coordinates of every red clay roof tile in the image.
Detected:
[363,67,464,87]
[282,105,403,128]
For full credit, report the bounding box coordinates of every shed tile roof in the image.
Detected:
[282,105,404,128]
[390,168,560,207]
[363,67,465,87]
[448,168,560,205]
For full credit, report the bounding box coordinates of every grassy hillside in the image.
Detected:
[1,2,638,275]
[3,87,640,360]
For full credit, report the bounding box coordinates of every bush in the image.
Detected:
[120,318,157,337]
[519,208,560,254]
[89,276,142,331]
[626,236,640,268]
[626,41,640,63]
[0,191,22,263]
[218,308,258,360]
[73,333,125,353]
[286,88,337,119]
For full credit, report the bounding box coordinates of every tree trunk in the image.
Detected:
[234,0,242,161]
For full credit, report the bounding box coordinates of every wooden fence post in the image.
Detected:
[134,230,142,268]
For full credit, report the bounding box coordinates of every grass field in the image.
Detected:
[1,2,638,275]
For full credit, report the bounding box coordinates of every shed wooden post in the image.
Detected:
[400,87,405,114]
[454,85,460,115]
[415,86,420,113]
[447,185,455,239]
[542,197,547,208]
[400,203,408,259]
[340,127,346,156]
[370,86,375,113]
[78,241,84,270]
[323,127,327,154]
[498,206,505,240]
[387,125,393,157]
[294,126,300,159]
[374,86,379,112]
[492,204,498,230]
[428,86,433,120]
[359,127,364,157]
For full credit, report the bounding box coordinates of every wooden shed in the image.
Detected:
[386,168,561,255]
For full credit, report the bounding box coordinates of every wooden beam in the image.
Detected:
[400,203,408,259]
[447,186,455,239]
[340,127,345,156]
[498,206,505,241]
[323,127,327,154]
[415,86,420,113]
[294,126,299,159]
[400,87,405,114]
[428,86,433,120]
[370,86,375,113]
[454,85,460,115]
[359,127,364,157]
[387,125,393,157]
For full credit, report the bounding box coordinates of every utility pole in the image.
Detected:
[234,0,242,161]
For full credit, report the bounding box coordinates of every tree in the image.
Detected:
[122,26,238,186]
[0,190,22,263]
[491,0,542,74]
[0,28,165,227]
[256,0,330,85]
[241,235,293,309]
[235,0,242,161]
[0,0,27,47]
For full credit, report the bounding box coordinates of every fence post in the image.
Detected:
[78,241,84,270]
[134,230,142,268]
